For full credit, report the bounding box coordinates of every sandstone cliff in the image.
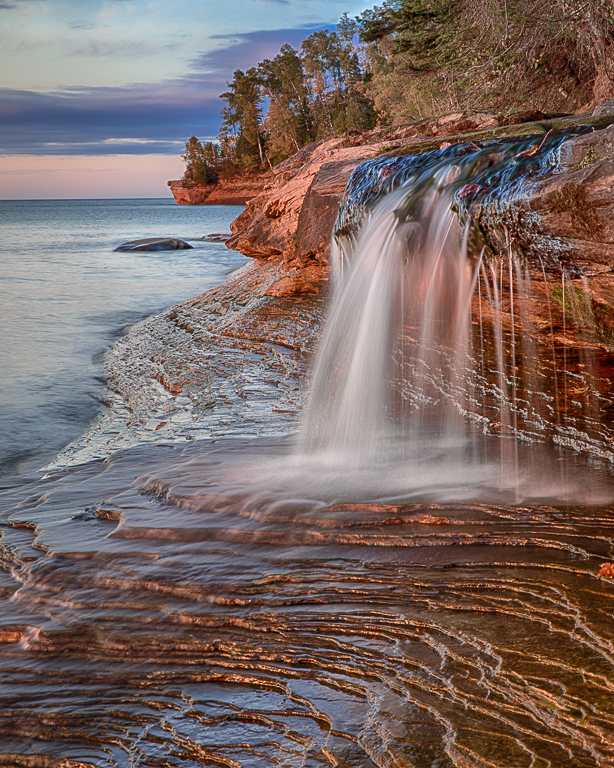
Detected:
[168,173,269,206]
[224,108,614,288]
[474,123,614,276]
[224,111,551,268]
[89,104,614,466]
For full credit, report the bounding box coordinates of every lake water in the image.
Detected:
[0,199,247,477]
[1,198,614,766]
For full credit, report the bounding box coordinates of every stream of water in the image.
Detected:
[2,138,614,766]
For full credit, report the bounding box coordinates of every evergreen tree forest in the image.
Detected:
[182,0,614,182]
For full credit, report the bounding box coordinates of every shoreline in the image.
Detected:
[47,256,327,470]
[47,108,614,472]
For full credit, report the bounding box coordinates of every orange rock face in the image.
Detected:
[598,562,614,579]
[167,174,270,206]
[224,112,550,267]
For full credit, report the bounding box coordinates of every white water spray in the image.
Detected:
[298,165,480,465]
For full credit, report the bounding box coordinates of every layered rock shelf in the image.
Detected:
[72,105,614,469]
[225,110,614,275]
[167,173,270,206]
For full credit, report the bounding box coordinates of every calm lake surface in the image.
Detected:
[0,199,246,477]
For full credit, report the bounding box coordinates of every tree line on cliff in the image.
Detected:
[182,0,614,183]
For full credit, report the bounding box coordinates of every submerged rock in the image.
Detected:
[114,238,193,252]
[199,233,231,242]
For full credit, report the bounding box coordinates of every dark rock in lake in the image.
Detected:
[114,238,193,252]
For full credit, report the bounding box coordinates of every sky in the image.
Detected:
[0,0,375,198]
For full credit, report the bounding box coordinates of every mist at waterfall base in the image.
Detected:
[3,136,614,767]
[248,129,614,507]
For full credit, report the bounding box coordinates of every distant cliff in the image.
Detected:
[167,173,270,206]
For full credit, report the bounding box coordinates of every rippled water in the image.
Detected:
[1,436,614,767]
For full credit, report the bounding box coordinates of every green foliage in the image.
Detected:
[551,283,614,346]
[219,68,267,171]
[203,17,376,174]
[357,0,614,123]
[181,136,220,184]
[576,148,598,169]
[258,44,314,163]
[181,0,614,177]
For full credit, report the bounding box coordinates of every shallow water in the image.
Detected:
[1,436,614,766]
[3,167,614,766]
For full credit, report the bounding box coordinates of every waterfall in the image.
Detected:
[297,130,614,479]
[298,167,477,459]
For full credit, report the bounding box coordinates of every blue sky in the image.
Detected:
[0,0,374,197]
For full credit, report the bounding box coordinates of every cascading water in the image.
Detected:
[299,165,479,461]
[298,128,614,497]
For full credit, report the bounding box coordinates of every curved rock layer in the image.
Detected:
[50,257,327,469]
[4,109,614,768]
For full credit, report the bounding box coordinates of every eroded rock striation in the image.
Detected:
[224,111,551,268]
[53,258,325,467]
[225,109,614,284]
[168,174,270,206]
[476,122,614,275]
[71,106,614,468]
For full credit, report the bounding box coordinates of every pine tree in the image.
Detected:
[181,136,220,184]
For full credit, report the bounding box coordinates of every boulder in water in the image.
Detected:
[114,238,193,252]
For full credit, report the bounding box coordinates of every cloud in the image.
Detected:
[0,25,333,156]
[0,83,222,155]
[69,39,174,58]
[192,25,332,75]
[0,0,45,8]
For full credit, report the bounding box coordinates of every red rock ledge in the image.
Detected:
[224,111,548,267]
[167,173,270,206]
[224,109,614,278]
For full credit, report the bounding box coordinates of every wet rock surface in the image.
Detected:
[225,111,594,266]
[327,118,614,464]
[5,106,614,768]
[470,120,614,276]
[2,438,614,767]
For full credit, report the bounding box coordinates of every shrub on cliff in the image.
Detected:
[357,0,614,122]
